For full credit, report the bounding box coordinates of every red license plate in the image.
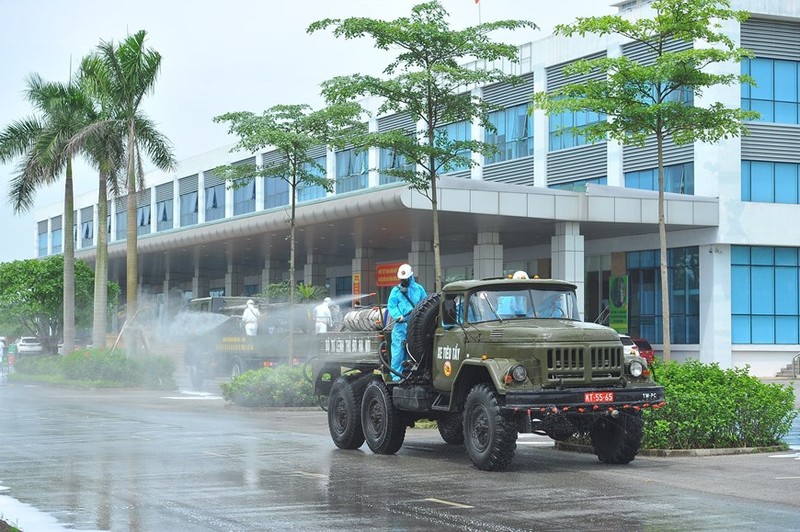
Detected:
[584,391,614,403]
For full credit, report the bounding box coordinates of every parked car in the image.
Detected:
[618,334,640,358]
[632,337,655,364]
[15,337,44,356]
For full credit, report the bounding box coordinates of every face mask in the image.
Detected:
[400,278,410,288]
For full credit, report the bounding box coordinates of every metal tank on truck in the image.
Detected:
[309,276,665,471]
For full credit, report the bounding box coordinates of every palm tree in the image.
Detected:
[0,74,93,353]
[89,30,175,318]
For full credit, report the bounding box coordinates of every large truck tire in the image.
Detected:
[437,411,465,445]
[463,383,518,471]
[328,375,369,449]
[407,292,441,366]
[361,378,406,455]
[590,411,643,464]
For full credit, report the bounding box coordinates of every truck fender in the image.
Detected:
[450,359,514,410]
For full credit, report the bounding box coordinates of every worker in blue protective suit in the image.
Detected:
[387,263,427,380]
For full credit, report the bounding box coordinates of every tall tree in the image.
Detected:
[532,0,756,360]
[91,30,175,319]
[213,103,362,355]
[308,1,536,291]
[0,74,94,353]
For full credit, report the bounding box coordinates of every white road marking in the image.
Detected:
[424,498,474,509]
[290,471,328,479]
[161,391,222,400]
[775,476,800,480]
[202,451,227,457]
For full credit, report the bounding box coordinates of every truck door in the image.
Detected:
[433,293,467,392]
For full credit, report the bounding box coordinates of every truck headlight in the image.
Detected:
[510,364,527,382]
[629,360,644,378]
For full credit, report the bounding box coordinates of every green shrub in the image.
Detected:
[10,348,175,389]
[643,360,798,449]
[221,364,316,407]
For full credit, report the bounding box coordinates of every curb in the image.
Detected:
[555,441,789,456]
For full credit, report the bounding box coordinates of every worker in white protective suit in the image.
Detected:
[242,299,261,336]
[314,297,333,333]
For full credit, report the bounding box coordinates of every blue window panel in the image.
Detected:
[731,245,749,265]
[732,315,751,343]
[776,316,799,343]
[750,161,774,202]
[775,247,798,266]
[751,315,775,343]
[774,60,797,102]
[741,162,751,201]
[731,266,751,314]
[264,178,289,208]
[751,247,774,265]
[750,99,774,122]
[775,267,799,315]
[741,58,751,98]
[775,102,798,124]
[775,163,798,204]
[205,184,225,222]
[751,266,774,314]
[750,59,773,100]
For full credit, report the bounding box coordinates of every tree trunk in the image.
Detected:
[63,158,75,355]
[289,177,297,360]
[93,171,109,349]
[431,170,442,292]
[657,132,671,361]
[125,125,138,324]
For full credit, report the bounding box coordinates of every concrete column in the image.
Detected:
[150,186,157,234]
[197,171,206,224]
[699,243,732,368]
[473,231,503,280]
[532,62,548,188]
[551,222,585,318]
[255,152,265,211]
[368,102,381,188]
[225,179,234,219]
[173,178,180,228]
[109,199,116,243]
[352,247,376,302]
[606,43,624,187]
[261,258,284,296]
[471,86,484,181]
[304,252,327,288]
[192,263,210,300]
[225,258,243,297]
[408,240,434,293]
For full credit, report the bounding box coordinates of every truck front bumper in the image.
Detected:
[503,385,665,414]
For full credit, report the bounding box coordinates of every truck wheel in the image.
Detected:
[463,383,518,471]
[328,375,368,449]
[407,293,441,367]
[590,411,643,464]
[361,379,406,455]
[437,412,464,445]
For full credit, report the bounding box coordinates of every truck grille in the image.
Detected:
[546,345,622,382]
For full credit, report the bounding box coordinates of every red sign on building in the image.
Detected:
[376,262,404,287]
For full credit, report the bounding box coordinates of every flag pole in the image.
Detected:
[477,0,482,25]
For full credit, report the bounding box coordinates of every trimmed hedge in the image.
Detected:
[643,361,797,449]
[11,348,176,389]
[220,364,316,407]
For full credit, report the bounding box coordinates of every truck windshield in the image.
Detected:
[467,288,579,323]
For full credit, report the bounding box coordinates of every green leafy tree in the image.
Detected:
[308,1,537,290]
[214,103,362,355]
[89,30,175,318]
[532,0,756,359]
[0,74,95,354]
[0,257,118,353]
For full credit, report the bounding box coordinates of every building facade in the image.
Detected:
[33,0,800,376]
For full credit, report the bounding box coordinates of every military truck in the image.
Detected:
[309,278,665,471]
[182,296,314,388]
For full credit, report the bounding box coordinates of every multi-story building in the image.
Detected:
[33,0,800,376]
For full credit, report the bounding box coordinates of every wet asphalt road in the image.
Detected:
[0,381,798,532]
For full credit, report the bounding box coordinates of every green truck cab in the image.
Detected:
[311,277,664,471]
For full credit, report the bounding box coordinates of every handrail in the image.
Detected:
[793,352,800,379]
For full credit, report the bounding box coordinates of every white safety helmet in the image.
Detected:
[323,297,332,303]
[512,271,529,280]
[247,299,255,305]
[397,263,413,280]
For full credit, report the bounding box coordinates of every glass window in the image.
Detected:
[731,245,800,344]
[264,177,289,209]
[180,192,198,227]
[299,155,327,201]
[136,205,151,236]
[205,184,225,221]
[379,147,414,185]
[233,179,256,215]
[38,230,48,257]
[549,176,607,191]
[115,210,126,241]
[742,57,800,125]
[434,120,471,173]
[741,161,800,205]
[486,104,533,164]
[81,220,93,246]
[625,163,694,195]
[51,228,62,255]
[336,148,368,193]
[549,106,606,152]
[157,199,173,231]
[626,246,699,344]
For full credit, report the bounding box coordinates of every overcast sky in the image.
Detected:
[0,0,615,263]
